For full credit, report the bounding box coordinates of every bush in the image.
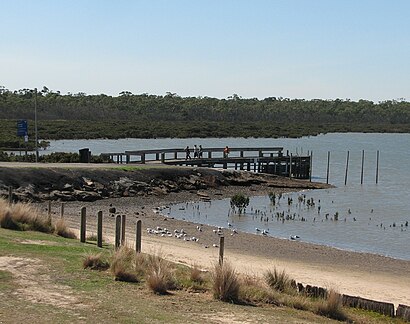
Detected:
[111,246,139,283]
[264,267,295,294]
[145,254,173,294]
[315,289,347,321]
[230,193,250,214]
[0,199,52,233]
[55,218,76,239]
[211,262,240,302]
[83,253,110,271]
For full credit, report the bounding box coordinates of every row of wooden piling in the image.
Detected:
[326,150,380,185]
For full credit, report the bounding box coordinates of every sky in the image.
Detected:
[1,0,409,101]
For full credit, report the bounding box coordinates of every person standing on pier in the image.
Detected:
[223,145,230,158]
[185,146,191,160]
[193,144,199,158]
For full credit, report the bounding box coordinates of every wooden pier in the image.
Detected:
[101,147,311,179]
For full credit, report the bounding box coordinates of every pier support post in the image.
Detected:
[326,151,330,184]
[61,203,65,218]
[376,150,379,184]
[344,151,349,186]
[361,150,365,185]
[97,211,103,248]
[80,207,86,243]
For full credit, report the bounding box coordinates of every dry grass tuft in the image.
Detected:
[145,254,173,294]
[239,280,281,305]
[211,262,240,302]
[264,267,295,294]
[0,199,52,233]
[190,265,204,284]
[315,289,347,321]
[55,218,76,239]
[280,294,312,311]
[83,253,110,271]
[111,246,139,283]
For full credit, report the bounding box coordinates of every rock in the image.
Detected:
[109,207,116,214]
[73,190,102,202]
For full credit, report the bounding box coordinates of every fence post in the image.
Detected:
[136,220,142,253]
[97,211,103,248]
[8,186,12,205]
[80,207,86,243]
[219,236,225,266]
[309,151,313,182]
[115,215,121,250]
[48,200,52,217]
[121,215,126,246]
[60,202,65,218]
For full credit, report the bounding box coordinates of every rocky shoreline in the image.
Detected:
[0,166,329,202]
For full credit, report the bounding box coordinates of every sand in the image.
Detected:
[40,185,410,307]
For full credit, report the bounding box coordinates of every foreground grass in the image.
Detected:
[0,228,406,324]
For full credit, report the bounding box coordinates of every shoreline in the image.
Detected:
[38,184,410,306]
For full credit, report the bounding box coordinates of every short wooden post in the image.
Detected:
[219,236,225,266]
[240,151,244,158]
[97,211,103,248]
[309,151,313,181]
[326,151,330,184]
[60,202,65,218]
[375,150,379,184]
[48,200,52,217]
[8,186,12,205]
[161,152,165,163]
[115,215,121,250]
[126,154,130,164]
[155,153,160,160]
[80,207,86,243]
[136,220,142,253]
[361,150,365,185]
[289,154,293,178]
[344,151,350,186]
[121,215,126,245]
[141,153,145,164]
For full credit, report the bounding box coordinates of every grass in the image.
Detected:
[110,246,139,283]
[0,199,52,233]
[54,218,76,239]
[211,262,240,303]
[83,253,110,271]
[315,289,347,321]
[145,254,174,294]
[264,267,296,294]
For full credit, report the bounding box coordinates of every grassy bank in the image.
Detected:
[0,226,407,323]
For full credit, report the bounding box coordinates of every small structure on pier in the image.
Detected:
[101,147,311,179]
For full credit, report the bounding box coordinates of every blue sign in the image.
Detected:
[17,120,28,137]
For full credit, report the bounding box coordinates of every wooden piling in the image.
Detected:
[219,236,225,266]
[376,150,379,184]
[48,200,51,217]
[309,151,313,182]
[115,215,121,250]
[121,215,126,246]
[60,202,65,218]
[289,154,292,178]
[8,186,12,205]
[136,220,142,253]
[97,211,103,248]
[80,207,86,243]
[326,151,330,184]
[344,151,350,186]
[361,150,365,185]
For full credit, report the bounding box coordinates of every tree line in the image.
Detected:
[0,86,409,148]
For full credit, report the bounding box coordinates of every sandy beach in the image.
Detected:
[39,185,410,307]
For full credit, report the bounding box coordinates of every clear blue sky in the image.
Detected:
[1,0,409,101]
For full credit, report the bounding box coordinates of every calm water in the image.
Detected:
[47,133,410,260]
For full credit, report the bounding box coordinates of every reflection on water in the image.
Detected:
[47,133,410,260]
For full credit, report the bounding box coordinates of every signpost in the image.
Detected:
[17,120,28,137]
